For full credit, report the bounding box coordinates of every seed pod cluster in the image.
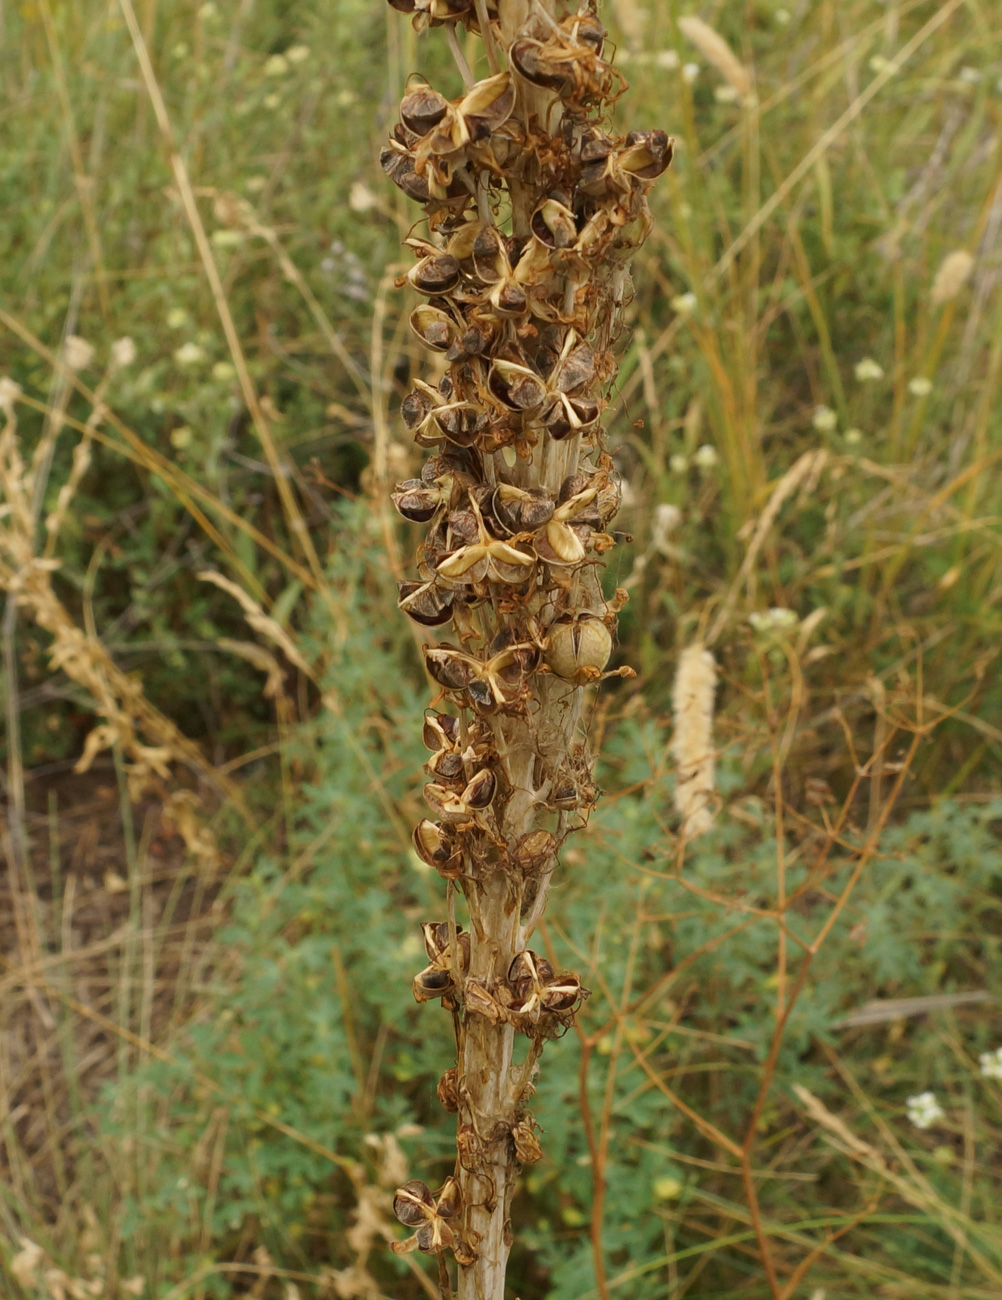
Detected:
[382,0,670,1287]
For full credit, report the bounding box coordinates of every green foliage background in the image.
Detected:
[1,1,1001,1298]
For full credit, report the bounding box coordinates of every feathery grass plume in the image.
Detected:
[931,248,974,303]
[379,2,671,1294]
[671,642,718,838]
[677,15,752,99]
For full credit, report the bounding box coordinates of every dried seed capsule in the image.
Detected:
[400,83,449,136]
[488,359,547,411]
[459,71,516,136]
[435,1176,462,1219]
[413,964,455,1002]
[535,520,587,566]
[510,37,570,91]
[453,1236,479,1267]
[437,1066,460,1112]
[422,920,452,963]
[530,198,577,249]
[540,972,582,1012]
[545,616,613,683]
[397,580,454,626]
[426,748,464,781]
[408,254,461,296]
[511,1117,543,1164]
[464,977,506,1023]
[463,768,497,810]
[423,710,460,751]
[393,1180,435,1227]
[512,829,557,873]
[507,950,554,991]
[621,129,674,180]
[409,305,455,352]
[412,819,458,870]
[392,480,441,523]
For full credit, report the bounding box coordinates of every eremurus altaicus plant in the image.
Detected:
[379,1,670,1294]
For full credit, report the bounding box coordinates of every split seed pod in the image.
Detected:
[393,1180,436,1227]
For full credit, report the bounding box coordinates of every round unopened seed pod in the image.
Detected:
[546,615,613,683]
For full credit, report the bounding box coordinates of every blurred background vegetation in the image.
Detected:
[1,1,1001,1298]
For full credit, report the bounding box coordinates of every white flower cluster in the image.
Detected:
[979,1046,1002,1079]
[905,1090,944,1130]
[749,607,798,633]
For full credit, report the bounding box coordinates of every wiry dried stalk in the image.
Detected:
[379,3,670,1295]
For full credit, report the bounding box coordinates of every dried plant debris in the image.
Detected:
[380,1,670,1294]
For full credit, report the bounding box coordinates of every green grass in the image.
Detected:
[1,1,1001,1298]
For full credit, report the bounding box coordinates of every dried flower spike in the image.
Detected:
[380,2,670,1293]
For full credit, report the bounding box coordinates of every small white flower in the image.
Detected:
[263,92,282,110]
[110,337,137,369]
[979,1047,1002,1079]
[264,53,289,77]
[749,607,798,633]
[958,66,982,85]
[682,62,700,84]
[869,55,890,74]
[671,291,698,315]
[844,427,864,446]
[174,342,206,366]
[906,1090,945,1130]
[349,181,377,213]
[714,85,740,104]
[669,453,689,473]
[908,376,933,397]
[854,357,884,382]
[166,308,189,329]
[812,404,837,433]
[656,50,680,70]
[286,45,310,64]
[694,443,719,468]
[211,361,235,382]
[651,503,682,553]
[63,335,95,371]
[170,426,193,449]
